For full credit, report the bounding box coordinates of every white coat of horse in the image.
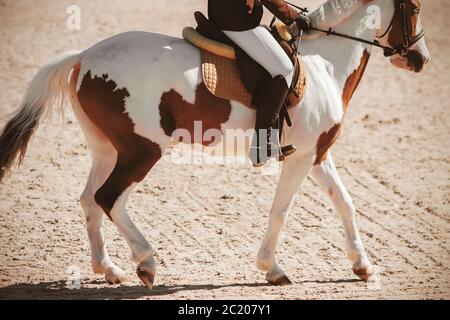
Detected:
[0,0,430,288]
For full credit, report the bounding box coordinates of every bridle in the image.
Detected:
[376,0,425,57]
[283,0,425,58]
[275,0,425,133]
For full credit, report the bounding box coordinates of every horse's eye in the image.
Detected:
[413,6,420,14]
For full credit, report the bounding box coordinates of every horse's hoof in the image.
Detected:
[137,265,155,289]
[105,266,127,285]
[353,265,374,281]
[268,275,292,286]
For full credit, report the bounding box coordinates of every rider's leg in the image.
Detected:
[223,26,296,166]
[250,75,292,166]
[223,26,295,86]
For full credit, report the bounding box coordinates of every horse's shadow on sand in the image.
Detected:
[0,280,268,300]
[0,278,361,300]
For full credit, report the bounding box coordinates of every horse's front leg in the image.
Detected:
[256,154,314,285]
[311,153,373,280]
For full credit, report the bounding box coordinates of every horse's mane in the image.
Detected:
[305,0,374,39]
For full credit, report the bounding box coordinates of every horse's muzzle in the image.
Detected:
[407,50,428,73]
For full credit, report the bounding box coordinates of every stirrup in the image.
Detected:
[278,145,297,162]
[281,144,297,157]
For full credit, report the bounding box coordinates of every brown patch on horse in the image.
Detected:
[159,83,231,145]
[342,50,370,111]
[77,70,162,219]
[387,0,420,49]
[314,123,341,165]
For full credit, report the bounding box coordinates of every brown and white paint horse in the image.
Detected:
[0,0,429,288]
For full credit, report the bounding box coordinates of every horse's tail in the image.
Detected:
[0,50,82,182]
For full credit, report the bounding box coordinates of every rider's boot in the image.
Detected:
[250,75,297,167]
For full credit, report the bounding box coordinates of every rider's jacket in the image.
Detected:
[208,0,299,31]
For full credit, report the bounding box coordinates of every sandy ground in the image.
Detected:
[0,0,449,300]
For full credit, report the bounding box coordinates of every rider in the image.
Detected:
[208,0,310,167]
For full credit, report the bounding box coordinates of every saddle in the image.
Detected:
[183,12,306,111]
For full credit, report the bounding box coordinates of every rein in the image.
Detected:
[308,26,398,57]
[284,0,425,57]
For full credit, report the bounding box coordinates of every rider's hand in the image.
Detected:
[296,14,311,32]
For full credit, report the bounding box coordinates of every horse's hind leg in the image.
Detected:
[311,153,373,281]
[95,147,162,288]
[73,66,165,288]
[80,152,127,284]
[69,66,126,284]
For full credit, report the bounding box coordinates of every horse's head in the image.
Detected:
[377,0,430,72]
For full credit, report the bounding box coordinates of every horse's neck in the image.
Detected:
[301,4,378,92]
